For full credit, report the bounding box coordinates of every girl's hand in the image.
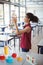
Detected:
[12,16,17,24]
[12,30,15,33]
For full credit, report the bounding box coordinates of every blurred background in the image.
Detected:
[0,0,43,54]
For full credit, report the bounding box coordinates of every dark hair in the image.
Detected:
[26,13,39,23]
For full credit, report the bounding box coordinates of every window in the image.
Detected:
[10,5,19,23]
[15,6,19,19]
[20,7,25,17]
[4,4,9,25]
[15,0,19,3]
[0,4,4,25]
[0,0,26,25]
[20,7,25,22]
[20,0,25,5]
[15,6,19,22]
[11,5,15,17]
[10,0,14,3]
[5,0,10,2]
[11,6,19,18]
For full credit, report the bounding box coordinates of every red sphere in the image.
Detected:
[0,56,5,60]
[12,53,17,58]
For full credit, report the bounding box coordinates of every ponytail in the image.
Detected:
[26,13,39,23]
[32,15,38,23]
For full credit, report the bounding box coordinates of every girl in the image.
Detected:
[12,13,39,52]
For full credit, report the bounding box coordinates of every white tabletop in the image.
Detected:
[0,25,7,28]
[23,52,43,65]
[37,24,43,26]
[37,39,43,46]
[31,24,37,28]
[0,52,43,65]
[0,35,13,41]
[0,31,12,34]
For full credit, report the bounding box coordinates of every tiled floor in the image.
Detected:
[31,27,43,53]
[0,27,43,55]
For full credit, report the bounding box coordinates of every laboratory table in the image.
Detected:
[0,35,14,47]
[0,52,43,65]
[37,39,43,54]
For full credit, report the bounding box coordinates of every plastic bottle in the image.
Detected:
[3,32,9,56]
[4,46,9,55]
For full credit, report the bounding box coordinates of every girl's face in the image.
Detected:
[24,15,30,23]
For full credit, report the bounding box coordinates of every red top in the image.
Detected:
[20,23,32,50]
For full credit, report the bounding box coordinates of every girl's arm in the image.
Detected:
[14,23,31,35]
[12,17,31,35]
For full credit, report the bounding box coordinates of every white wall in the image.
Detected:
[26,5,43,23]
